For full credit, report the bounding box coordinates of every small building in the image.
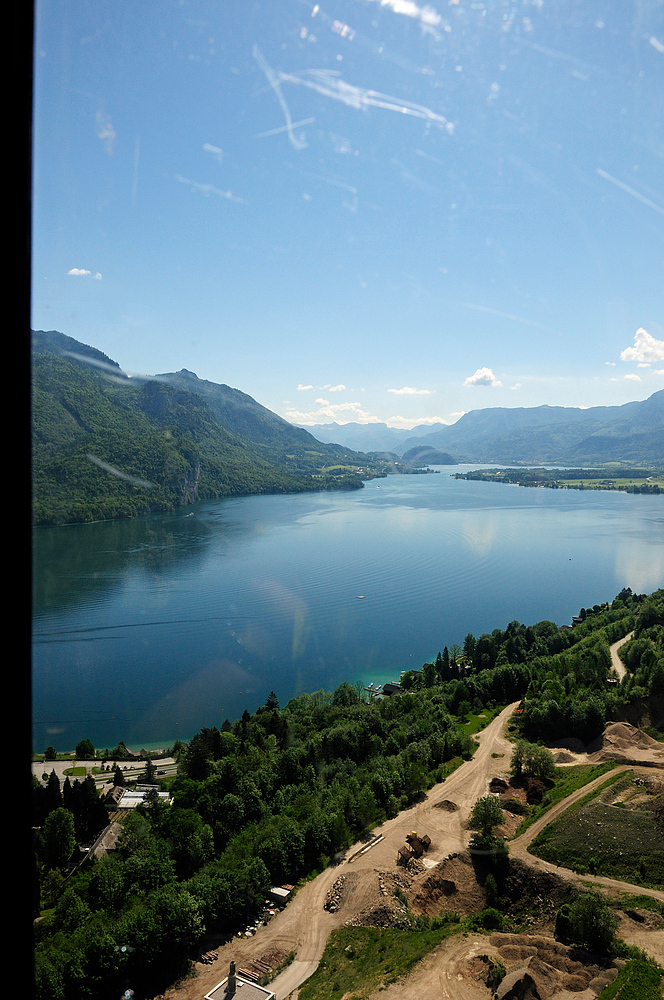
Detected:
[204,961,275,1000]
[268,885,291,905]
[382,683,401,696]
[114,787,171,809]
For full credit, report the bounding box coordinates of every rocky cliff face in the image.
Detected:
[181,460,201,505]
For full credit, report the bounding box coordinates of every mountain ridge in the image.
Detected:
[306,392,664,465]
[31,332,387,525]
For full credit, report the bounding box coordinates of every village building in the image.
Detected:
[203,961,276,1000]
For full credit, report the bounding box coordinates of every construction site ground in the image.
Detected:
[158,693,664,1000]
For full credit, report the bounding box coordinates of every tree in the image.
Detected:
[555,892,617,953]
[511,740,555,781]
[42,807,76,869]
[143,755,157,783]
[265,690,279,710]
[469,795,504,839]
[75,738,96,760]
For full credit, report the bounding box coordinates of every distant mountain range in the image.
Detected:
[305,391,664,466]
[31,331,387,525]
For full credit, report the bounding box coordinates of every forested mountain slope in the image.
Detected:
[31,331,384,525]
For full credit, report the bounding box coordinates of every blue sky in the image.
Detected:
[32,0,664,430]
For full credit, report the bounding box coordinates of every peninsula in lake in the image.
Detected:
[32,329,664,526]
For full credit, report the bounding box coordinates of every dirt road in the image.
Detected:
[162,703,520,1000]
[160,703,664,1000]
[510,765,664,905]
[609,631,633,682]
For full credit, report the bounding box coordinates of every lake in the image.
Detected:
[32,468,664,753]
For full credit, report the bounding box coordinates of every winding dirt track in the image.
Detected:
[609,632,634,682]
[162,702,663,1000]
[510,765,664,904]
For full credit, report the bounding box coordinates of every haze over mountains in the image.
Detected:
[32,329,663,527]
[307,391,664,466]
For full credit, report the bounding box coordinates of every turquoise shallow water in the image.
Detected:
[32,468,664,752]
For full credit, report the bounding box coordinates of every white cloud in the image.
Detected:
[384,414,452,429]
[323,384,346,392]
[620,327,664,364]
[654,369,664,376]
[366,0,443,28]
[624,373,642,382]
[510,383,522,390]
[96,110,116,155]
[605,361,616,366]
[68,268,91,276]
[284,400,458,430]
[464,367,503,387]
[297,384,313,391]
[388,386,431,395]
[285,401,378,424]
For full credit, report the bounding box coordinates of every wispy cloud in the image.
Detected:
[202,143,225,163]
[96,109,116,155]
[620,328,664,364]
[175,175,243,202]
[457,301,562,335]
[597,169,664,217]
[87,454,154,488]
[464,367,503,387]
[297,384,314,391]
[253,46,308,151]
[624,373,642,382]
[277,67,454,132]
[388,386,431,395]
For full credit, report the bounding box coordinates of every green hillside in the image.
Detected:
[31,332,385,526]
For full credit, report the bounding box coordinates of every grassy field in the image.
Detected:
[513,761,617,837]
[297,922,461,1000]
[529,773,664,889]
[598,956,663,1000]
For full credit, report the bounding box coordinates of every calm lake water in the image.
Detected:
[32,468,664,752]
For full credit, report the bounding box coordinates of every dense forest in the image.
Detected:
[31,331,388,526]
[32,587,664,999]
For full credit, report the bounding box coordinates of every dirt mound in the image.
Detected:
[490,933,618,999]
[433,798,459,811]
[409,851,485,917]
[586,721,664,764]
[554,750,580,764]
[501,859,569,918]
[552,736,587,753]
